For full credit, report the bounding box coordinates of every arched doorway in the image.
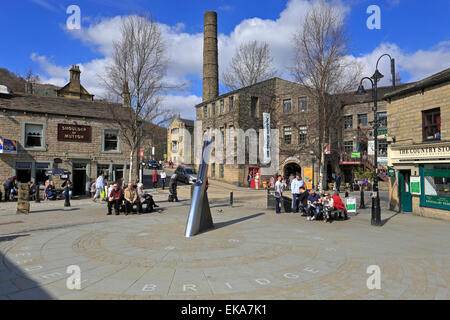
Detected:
[283,163,301,179]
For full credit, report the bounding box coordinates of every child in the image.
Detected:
[322,193,334,223]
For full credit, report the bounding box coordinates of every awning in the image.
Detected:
[0,138,18,154]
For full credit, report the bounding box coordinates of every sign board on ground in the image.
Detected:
[346,198,357,213]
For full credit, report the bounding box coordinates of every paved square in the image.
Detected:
[0,185,449,299]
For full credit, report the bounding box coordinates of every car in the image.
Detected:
[147,160,160,169]
[174,166,197,184]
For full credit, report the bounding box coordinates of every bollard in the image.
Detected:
[64,184,71,207]
[17,183,30,214]
[230,190,233,207]
[359,187,366,209]
[35,182,40,203]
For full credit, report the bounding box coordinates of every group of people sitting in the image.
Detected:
[106,181,158,216]
[274,173,349,223]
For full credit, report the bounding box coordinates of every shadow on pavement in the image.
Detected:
[1,243,54,299]
[213,212,265,230]
[381,212,401,226]
[0,234,29,243]
[31,208,80,214]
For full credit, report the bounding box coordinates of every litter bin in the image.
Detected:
[282,196,292,213]
[266,188,276,209]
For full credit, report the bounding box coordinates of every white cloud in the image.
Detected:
[31,0,450,117]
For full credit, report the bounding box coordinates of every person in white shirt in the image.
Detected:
[93,173,105,201]
[291,173,301,213]
[160,171,167,190]
[274,175,283,214]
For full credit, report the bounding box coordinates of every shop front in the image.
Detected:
[389,142,450,219]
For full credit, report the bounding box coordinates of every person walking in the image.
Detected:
[274,175,283,214]
[160,171,167,190]
[152,170,158,188]
[291,173,301,213]
[335,173,342,193]
[93,173,105,202]
[168,174,178,202]
[3,176,16,202]
[107,183,123,215]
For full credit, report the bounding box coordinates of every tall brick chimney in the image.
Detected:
[202,11,219,102]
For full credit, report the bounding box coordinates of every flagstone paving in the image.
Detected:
[0,185,449,300]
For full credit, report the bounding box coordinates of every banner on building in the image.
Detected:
[324,143,331,155]
[304,167,313,190]
[0,138,18,154]
[368,140,375,155]
[262,113,271,163]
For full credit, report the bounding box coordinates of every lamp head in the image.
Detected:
[356,84,366,95]
[371,69,384,81]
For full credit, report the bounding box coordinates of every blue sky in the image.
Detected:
[1,0,449,120]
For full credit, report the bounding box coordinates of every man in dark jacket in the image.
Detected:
[169,174,178,202]
[298,186,309,215]
[107,183,123,215]
[3,176,16,201]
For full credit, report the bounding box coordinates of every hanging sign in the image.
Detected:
[262,113,271,163]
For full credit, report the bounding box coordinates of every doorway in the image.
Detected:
[399,170,412,212]
[248,167,260,188]
[73,163,87,196]
[283,163,301,179]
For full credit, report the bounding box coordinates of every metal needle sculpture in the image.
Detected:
[185,140,214,237]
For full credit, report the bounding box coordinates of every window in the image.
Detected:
[171,141,178,153]
[421,164,450,210]
[378,139,388,156]
[103,129,120,152]
[344,115,353,129]
[422,108,441,141]
[284,126,292,144]
[203,105,207,118]
[24,123,44,148]
[251,96,258,118]
[283,99,291,113]
[378,112,387,127]
[220,99,224,114]
[171,128,179,135]
[219,164,224,178]
[212,103,216,116]
[344,141,353,153]
[229,96,234,111]
[298,126,307,144]
[298,97,307,112]
[211,163,215,177]
[358,114,368,127]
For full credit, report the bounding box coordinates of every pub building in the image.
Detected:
[385,68,450,220]
[0,65,158,197]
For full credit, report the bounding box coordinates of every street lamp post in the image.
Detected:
[310,151,315,190]
[356,54,395,226]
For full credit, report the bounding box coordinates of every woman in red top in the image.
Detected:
[152,170,158,188]
[332,192,349,220]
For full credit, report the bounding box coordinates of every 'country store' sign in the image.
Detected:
[391,143,450,161]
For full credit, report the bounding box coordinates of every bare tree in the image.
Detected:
[291,0,362,191]
[222,40,277,91]
[101,13,174,182]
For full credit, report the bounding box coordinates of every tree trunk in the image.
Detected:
[129,150,134,183]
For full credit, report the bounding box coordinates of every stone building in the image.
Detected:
[167,117,194,164]
[384,68,450,220]
[0,66,161,196]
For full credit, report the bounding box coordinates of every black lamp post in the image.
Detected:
[310,151,315,190]
[356,54,396,226]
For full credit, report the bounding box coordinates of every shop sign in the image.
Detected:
[351,152,361,158]
[388,166,395,177]
[0,138,18,154]
[58,124,92,142]
[424,195,450,208]
[391,143,450,160]
[378,157,388,164]
[377,129,387,136]
[410,176,421,195]
[346,198,357,213]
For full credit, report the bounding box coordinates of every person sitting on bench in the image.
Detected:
[107,183,123,215]
[136,183,158,214]
[322,193,335,223]
[332,191,348,220]
[124,183,138,215]
[46,181,57,200]
[298,186,308,216]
